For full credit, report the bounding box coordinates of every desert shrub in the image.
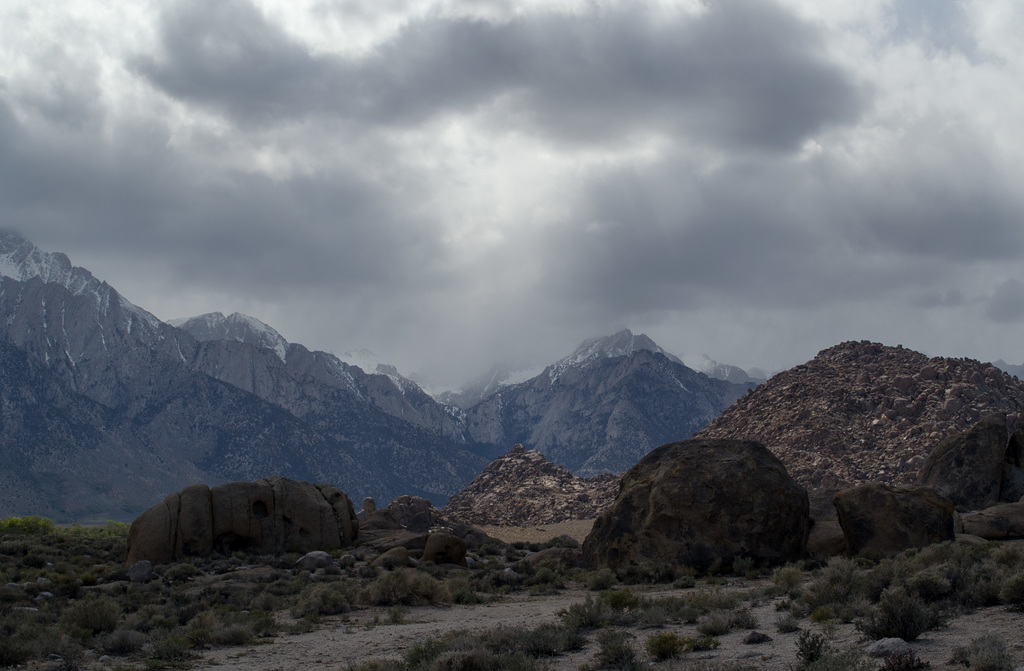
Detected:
[616,563,675,584]
[772,564,805,593]
[696,610,734,636]
[732,608,758,629]
[880,650,931,670]
[991,543,1024,568]
[249,590,282,612]
[686,588,743,615]
[776,615,800,633]
[164,562,201,583]
[673,575,696,589]
[600,588,640,611]
[150,634,195,662]
[646,632,685,660]
[60,594,121,639]
[292,581,354,617]
[857,586,932,641]
[587,568,617,591]
[594,629,640,670]
[403,629,547,671]
[732,556,755,577]
[210,623,254,646]
[950,634,1013,671]
[359,568,449,607]
[998,570,1024,609]
[103,628,147,655]
[806,646,873,671]
[481,624,584,658]
[796,629,829,668]
[0,631,32,666]
[906,569,952,602]
[557,594,608,630]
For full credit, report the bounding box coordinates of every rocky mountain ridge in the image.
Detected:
[697,340,1024,492]
[443,444,619,526]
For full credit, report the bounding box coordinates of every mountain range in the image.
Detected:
[0,231,752,522]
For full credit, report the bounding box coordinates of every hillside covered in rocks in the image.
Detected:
[444,444,618,526]
[697,341,1024,491]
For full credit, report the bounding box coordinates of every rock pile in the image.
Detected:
[697,341,1024,491]
[582,438,809,573]
[126,477,358,565]
[444,444,618,526]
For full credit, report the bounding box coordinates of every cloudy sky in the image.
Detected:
[2,0,1023,388]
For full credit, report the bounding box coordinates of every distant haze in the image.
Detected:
[3,0,1024,389]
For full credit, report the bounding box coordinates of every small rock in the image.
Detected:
[35,591,54,602]
[865,638,911,658]
[128,560,155,583]
[743,631,772,644]
[371,546,410,569]
[295,551,337,571]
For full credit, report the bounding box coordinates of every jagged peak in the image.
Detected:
[556,329,682,371]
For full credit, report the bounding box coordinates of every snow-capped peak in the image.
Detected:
[0,230,161,330]
[559,329,683,368]
[169,312,290,361]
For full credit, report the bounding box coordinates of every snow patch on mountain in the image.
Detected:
[169,312,289,361]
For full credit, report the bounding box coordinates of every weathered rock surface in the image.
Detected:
[960,502,1024,539]
[371,546,410,569]
[444,444,619,526]
[581,439,809,574]
[917,413,1009,510]
[697,341,1024,492]
[833,483,954,558]
[420,533,467,566]
[126,478,358,565]
[295,551,338,571]
[384,496,442,532]
[806,520,847,560]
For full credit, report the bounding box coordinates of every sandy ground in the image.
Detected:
[195,581,1024,671]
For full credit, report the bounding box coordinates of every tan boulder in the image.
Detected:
[371,546,410,569]
[805,520,847,560]
[582,438,809,574]
[833,482,954,558]
[175,484,213,559]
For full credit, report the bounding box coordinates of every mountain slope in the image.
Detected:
[464,332,750,476]
[697,340,1024,492]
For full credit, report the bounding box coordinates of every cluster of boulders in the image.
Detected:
[443,444,618,526]
[581,412,1024,571]
[697,341,1024,492]
[126,479,487,570]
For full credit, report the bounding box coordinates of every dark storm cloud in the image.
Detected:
[987,279,1024,323]
[541,128,1024,317]
[0,96,439,298]
[133,0,865,150]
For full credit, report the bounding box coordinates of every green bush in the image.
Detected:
[796,629,829,668]
[673,575,696,589]
[292,581,354,617]
[772,564,805,592]
[806,646,874,671]
[0,516,57,535]
[696,610,734,636]
[600,588,640,611]
[587,568,617,591]
[103,628,147,655]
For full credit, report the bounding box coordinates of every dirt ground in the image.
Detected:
[195,580,1024,671]
[477,518,596,544]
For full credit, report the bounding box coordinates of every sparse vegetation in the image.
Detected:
[2,517,1022,670]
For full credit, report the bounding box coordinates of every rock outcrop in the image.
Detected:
[581,439,809,574]
[960,502,1024,540]
[126,478,358,565]
[697,341,1024,492]
[917,413,1012,510]
[444,445,619,526]
[833,483,954,558]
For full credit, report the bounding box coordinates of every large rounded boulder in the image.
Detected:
[833,482,954,558]
[917,413,1008,510]
[126,477,359,565]
[582,439,809,574]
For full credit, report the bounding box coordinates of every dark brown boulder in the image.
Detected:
[806,520,847,560]
[1003,422,1024,502]
[917,414,1008,510]
[420,533,467,566]
[833,483,954,558]
[960,502,1024,539]
[581,439,809,574]
[126,478,358,565]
